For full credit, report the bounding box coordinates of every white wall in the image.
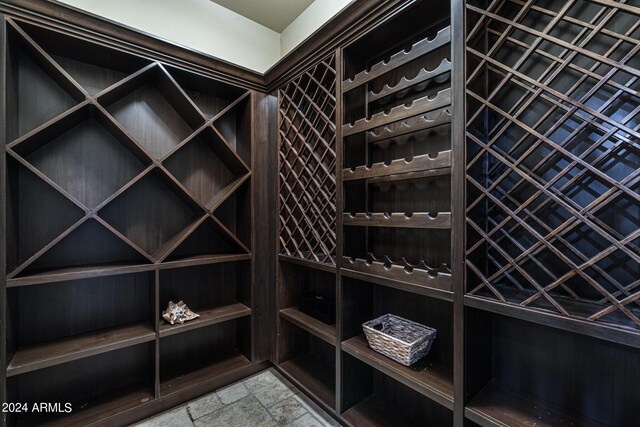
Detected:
[279,0,352,58]
[58,0,281,73]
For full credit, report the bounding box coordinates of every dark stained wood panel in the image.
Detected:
[342,334,453,410]
[7,322,155,376]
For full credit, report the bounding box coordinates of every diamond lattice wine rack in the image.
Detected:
[278,54,337,266]
[464,0,640,334]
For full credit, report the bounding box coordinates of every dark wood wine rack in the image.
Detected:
[464,0,640,336]
[461,2,639,427]
[278,54,337,266]
[341,17,454,297]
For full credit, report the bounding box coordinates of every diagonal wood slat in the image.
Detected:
[278,54,337,265]
[465,0,640,331]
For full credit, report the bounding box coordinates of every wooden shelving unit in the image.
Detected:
[2,0,639,425]
[2,16,258,426]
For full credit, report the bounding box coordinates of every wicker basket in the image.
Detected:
[362,314,437,366]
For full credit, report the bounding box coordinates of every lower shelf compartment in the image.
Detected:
[7,343,154,427]
[465,381,605,427]
[159,317,252,396]
[341,351,453,427]
[279,354,336,409]
[342,395,422,427]
[342,335,453,409]
[17,384,154,427]
[160,350,251,396]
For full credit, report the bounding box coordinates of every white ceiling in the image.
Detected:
[211,0,314,32]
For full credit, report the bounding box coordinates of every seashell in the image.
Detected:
[162,300,200,325]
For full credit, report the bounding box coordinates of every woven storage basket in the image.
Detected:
[362,314,437,366]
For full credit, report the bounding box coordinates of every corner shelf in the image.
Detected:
[2,16,255,426]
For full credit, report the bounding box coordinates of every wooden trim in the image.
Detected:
[0,0,415,95]
[451,1,465,426]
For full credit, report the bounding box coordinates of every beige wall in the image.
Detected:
[57,0,352,73]
[58,0,281,73]
[280,0,352,58]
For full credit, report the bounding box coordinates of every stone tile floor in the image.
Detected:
[134,369,340,427]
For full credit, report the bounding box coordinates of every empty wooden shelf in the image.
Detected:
[7,322,155,377]
[279,307,336,345]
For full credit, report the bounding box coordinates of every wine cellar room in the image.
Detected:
[0,0,638,426]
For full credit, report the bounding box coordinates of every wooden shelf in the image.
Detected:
[160,351,251,396]
[279,354,336,408]
[342,257,453,299]
[343,88,452,137]
[278,253,337,273]
[342,26,451,93]
[7,322,155,377]
[343,212,451,229]
[368,58,452,102]
[343,151,451,182]
[465,381,605,427]
[160,303,251,338]
[342,396,421,427]
[7,254,251,287]
[366,108,451,143]
[464,294,640,349]
[279,307,336,345]
[342,335,453,409]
